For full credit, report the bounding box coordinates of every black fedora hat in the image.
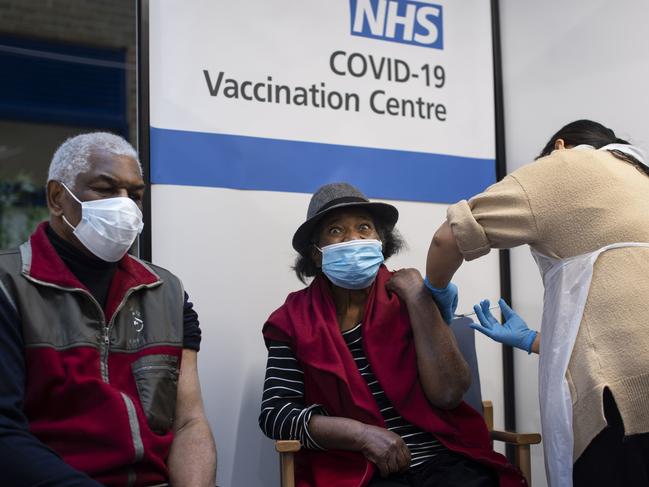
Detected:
[292,182,399,256]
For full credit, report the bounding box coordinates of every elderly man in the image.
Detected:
[0,133,216,486]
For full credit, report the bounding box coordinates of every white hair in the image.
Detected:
[47,132,142,188]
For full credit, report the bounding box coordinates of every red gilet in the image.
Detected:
[15,223,184,485]
[263,266,525,487]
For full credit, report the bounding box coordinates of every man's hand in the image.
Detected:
[359,424,411,478]
[385,268,425,302]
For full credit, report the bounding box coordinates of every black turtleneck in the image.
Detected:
[46,225,116,308]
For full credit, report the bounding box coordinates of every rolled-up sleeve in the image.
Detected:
[447,175,540,261]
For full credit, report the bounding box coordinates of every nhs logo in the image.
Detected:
[349,0,443,49]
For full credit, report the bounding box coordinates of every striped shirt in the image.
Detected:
[258,343,328,449]
[259,323,447,466]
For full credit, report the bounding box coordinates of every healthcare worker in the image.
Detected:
[423,120,649,487]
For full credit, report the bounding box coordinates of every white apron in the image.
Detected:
[532,242,649,487]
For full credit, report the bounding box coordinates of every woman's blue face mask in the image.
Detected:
[317,239,384,290]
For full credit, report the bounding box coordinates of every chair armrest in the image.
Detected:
[482,401,541,486]
[482,400,494,430]
[275,440,302,453]
[276,441,301,487]
[490,430,542,445]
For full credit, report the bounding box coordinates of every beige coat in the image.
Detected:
[447,148,649,460]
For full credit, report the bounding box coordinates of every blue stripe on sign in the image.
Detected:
[150,127,495,204]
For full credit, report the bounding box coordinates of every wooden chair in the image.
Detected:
[275,317,541,486]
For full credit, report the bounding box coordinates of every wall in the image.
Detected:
[0,0,136,142]
[499,1,649,485]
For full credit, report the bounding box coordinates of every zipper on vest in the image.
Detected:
[100,325,111,382]
[21,276,157,383]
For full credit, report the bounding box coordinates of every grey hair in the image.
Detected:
[47,132,142,188]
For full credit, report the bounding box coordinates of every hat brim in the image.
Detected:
[292,201,399,256]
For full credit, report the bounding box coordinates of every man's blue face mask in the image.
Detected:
[317,239,384,290]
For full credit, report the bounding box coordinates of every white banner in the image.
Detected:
[149,0,496,202]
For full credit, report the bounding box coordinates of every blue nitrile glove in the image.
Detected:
[470,298,537,353]
[423,277,458,325]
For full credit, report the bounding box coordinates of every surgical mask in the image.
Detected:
[61,183,144,262]
[318,239,384,290]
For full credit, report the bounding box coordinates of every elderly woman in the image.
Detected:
[259,183,523,487]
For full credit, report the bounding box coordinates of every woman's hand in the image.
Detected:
[359,424,411,477]
[471,299,539,353]
[385,268,425,302]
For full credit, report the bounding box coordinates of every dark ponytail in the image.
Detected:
[537,120,622,158]
[538,119,648,176]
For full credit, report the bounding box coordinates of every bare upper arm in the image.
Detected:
[426,220,464,287]
[433,221,460,252]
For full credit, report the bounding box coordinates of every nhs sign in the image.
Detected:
[349,0,443,49]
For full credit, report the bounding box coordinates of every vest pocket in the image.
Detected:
[132,354,180,434]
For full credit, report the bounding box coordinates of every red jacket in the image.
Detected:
[5,223,184,485]
[263,266,525,487]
